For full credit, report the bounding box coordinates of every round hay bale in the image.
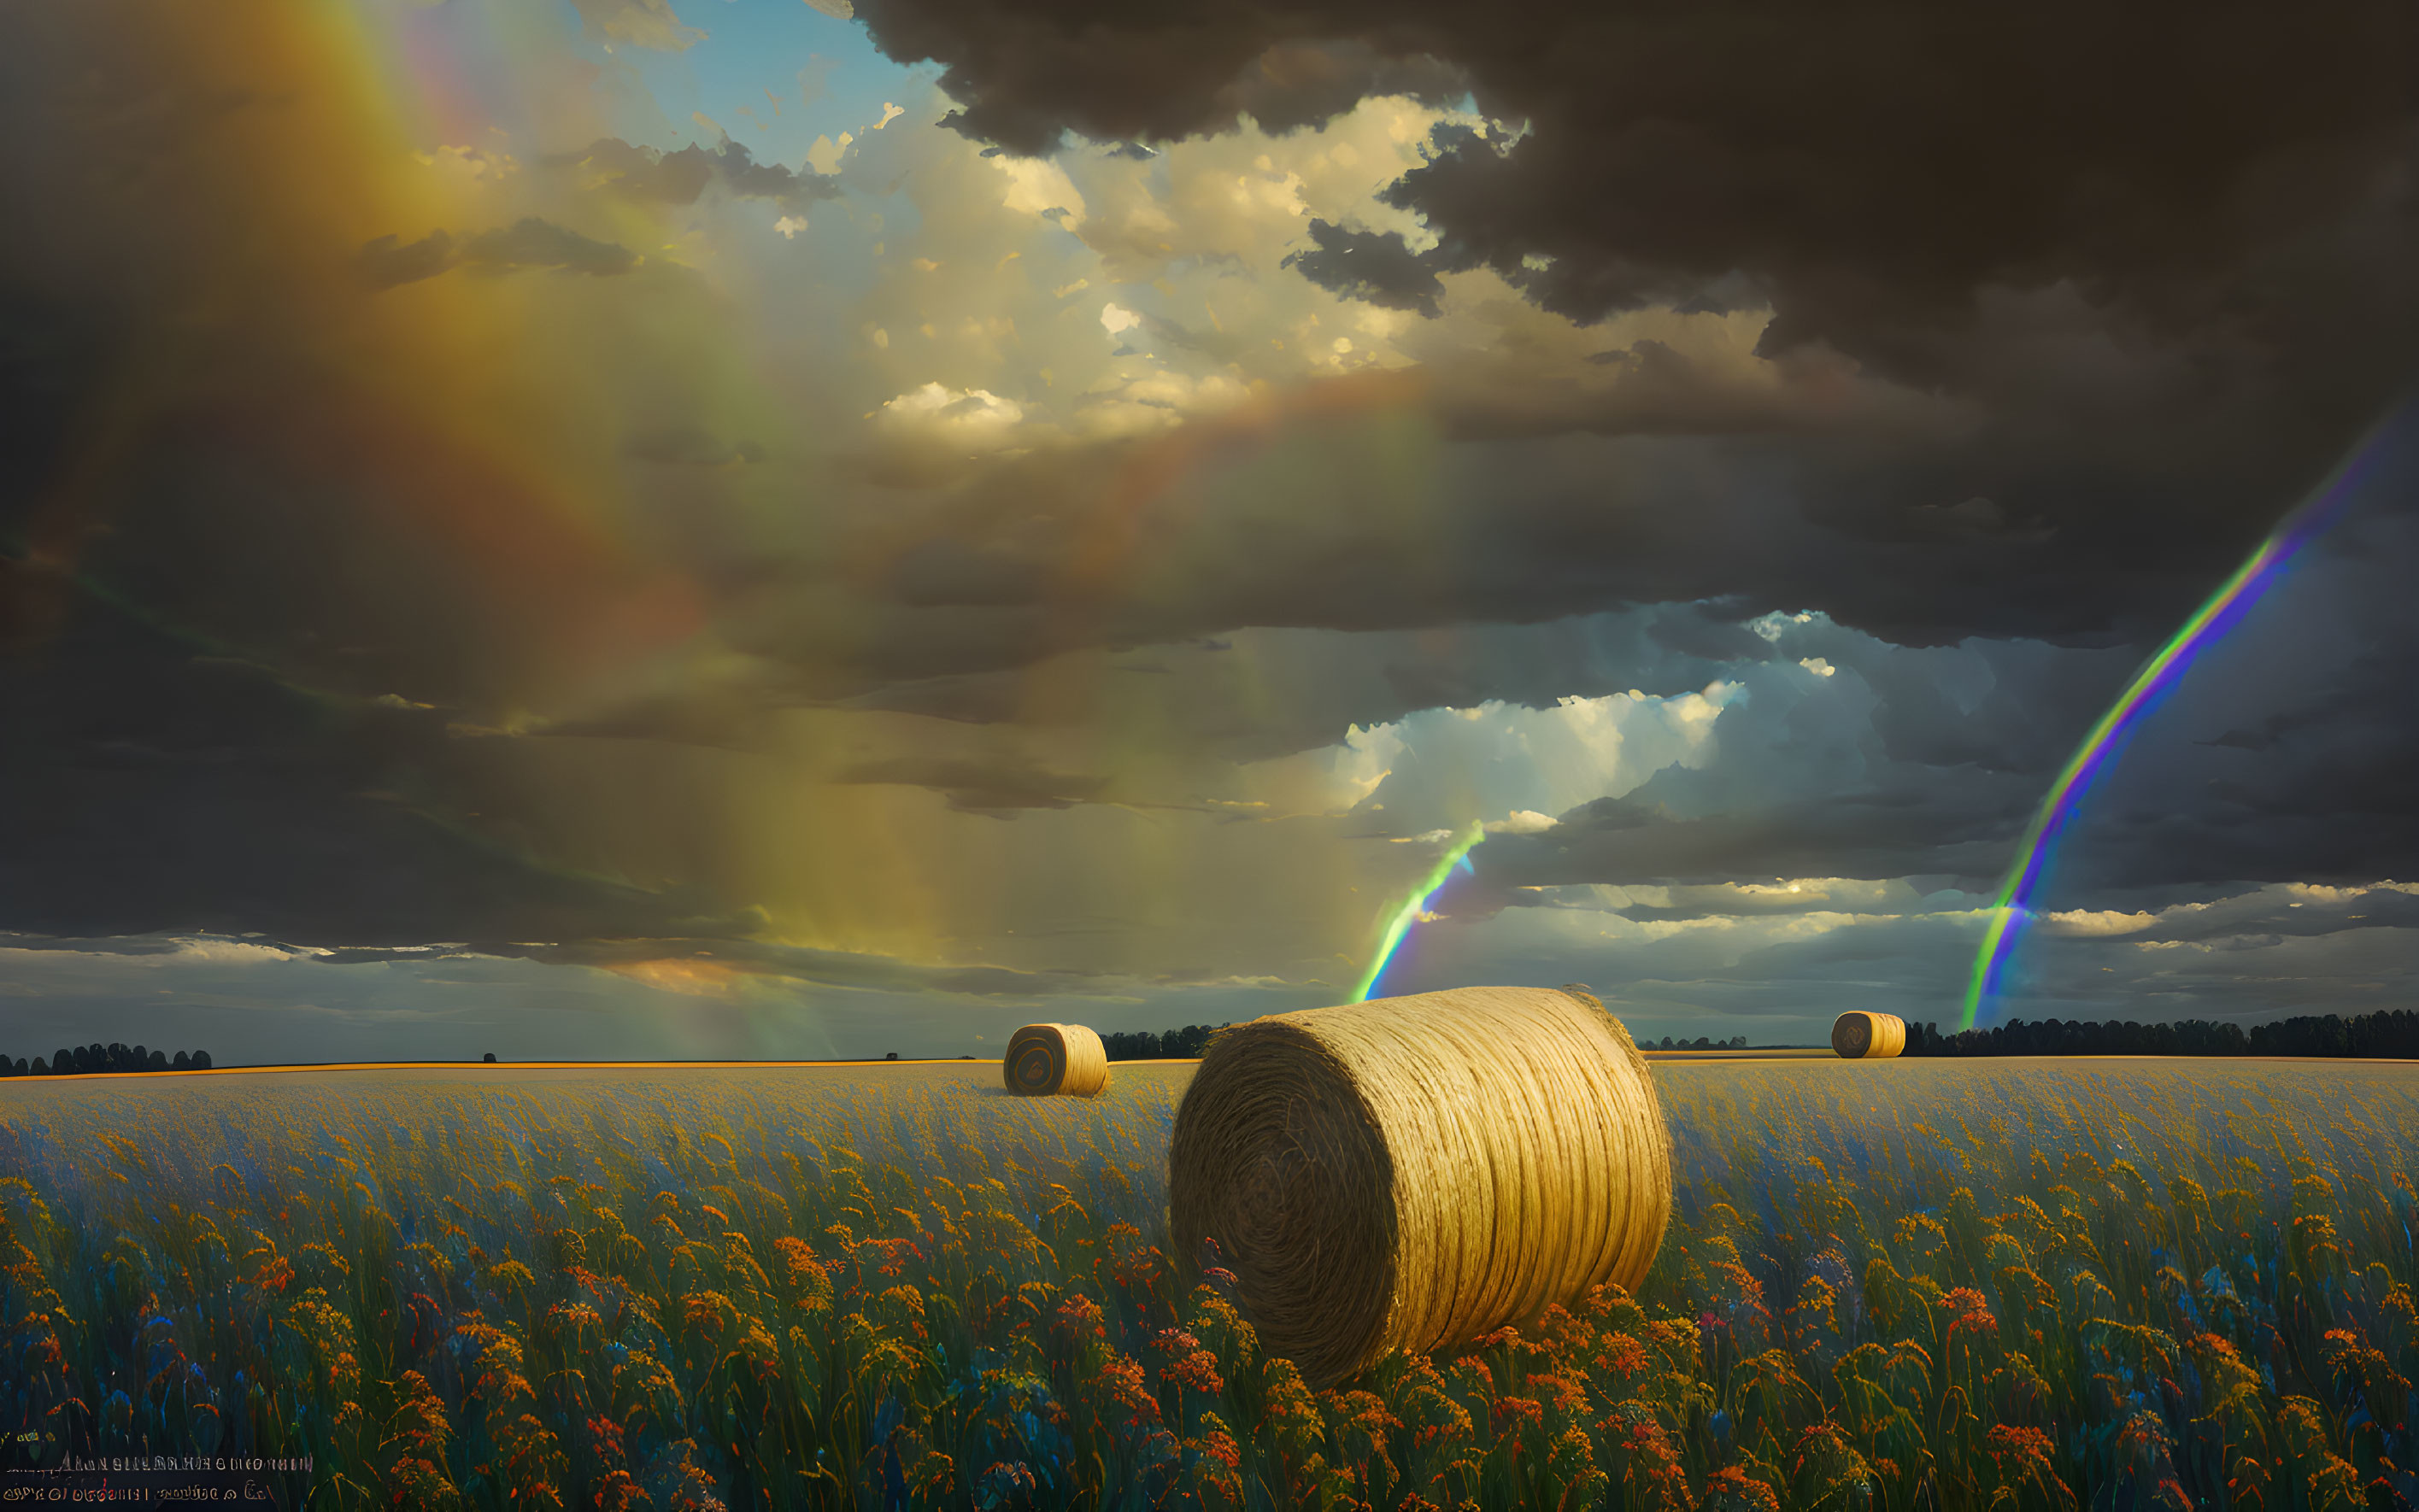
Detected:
[1830,1011,1906,1059]
[1003,1023,1110,1097]
[1167,984,1672,1389]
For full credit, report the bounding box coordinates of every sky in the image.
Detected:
[0,0,2413,1063]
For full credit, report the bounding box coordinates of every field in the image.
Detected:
[3,1058,2417,1512]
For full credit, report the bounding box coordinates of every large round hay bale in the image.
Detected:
[1831,1011,1906,1059]
[1167,985,1671,1389]
[1003,1023,1110,1097]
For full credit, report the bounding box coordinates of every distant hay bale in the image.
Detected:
[1002,1023,1110,1097]
[1831,1011,1906,1059]
[1167,984,1672,1389]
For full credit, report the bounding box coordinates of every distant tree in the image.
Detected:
[884,1052,899,1060]
[172,1052,191,1070]
[191,1051,211,1070]
[147,1050,167,1070]
[1101,1023,1235,1062]
[1165,1024,1221,1058]
[482,1052,497,1063]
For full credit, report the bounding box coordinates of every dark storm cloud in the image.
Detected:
[0,587,745,946]
[1204,40,1466,138]
[859,10,1469,155]
[859,0,2419,652]
[858,0,2413,353]
[1282,220,1442,317]
[1438,500,2419,904]
[2018,506,2419,899]
[3,0,2413,989]
[1485,775,2033,894]
[795,388,2261,720]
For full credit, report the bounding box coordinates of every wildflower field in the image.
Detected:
[3,1056,2417,1512]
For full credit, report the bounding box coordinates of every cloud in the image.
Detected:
[1487,810,1555,835]
[854,0,2419,651]
[1283,220,1443,317]
[568,137,844,212]
[0,591,744,948]
[859,0,2415,360]
[831,753,1108,814]
[878,382,1028,453]
[358,219,638,288]
[3,0,2412,1051]
[565,0,705,52]
[460,217,639,276]
[357,230,459,290]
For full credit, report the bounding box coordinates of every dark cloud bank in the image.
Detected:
[0,0,2412,999]
[848,0,2419,911]
[860,0,2419,643]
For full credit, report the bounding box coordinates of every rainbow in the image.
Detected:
[1959,414,2400,1029]
[1352,822,1486,1001]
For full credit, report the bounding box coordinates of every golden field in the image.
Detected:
[3,1057,2416,1511]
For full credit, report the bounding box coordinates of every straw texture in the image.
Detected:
[1166,984,1673,1389]
[1002,1023,1110,1097]
[1831,1011,1907,1059]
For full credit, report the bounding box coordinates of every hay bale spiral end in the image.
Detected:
[1166,984,1674,1390]
[1830,1011,1906,1059]
[1003,1023,1110,1096]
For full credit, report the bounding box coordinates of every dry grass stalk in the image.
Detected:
[1165,984,1673,1388]
[1831,1011,1907,1059]
[1003,1023,1111,1097]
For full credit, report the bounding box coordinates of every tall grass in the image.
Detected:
[2,1058,2415,1511]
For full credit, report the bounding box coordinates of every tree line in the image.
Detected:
[1903,1007,2419,1058]
[1100,1024,1229,1061]
[1102,1023,1758,1060]
[1,1042,213,1075]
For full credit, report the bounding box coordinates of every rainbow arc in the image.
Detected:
[1353,823,1486,1002]
[1960,410,2404,1029]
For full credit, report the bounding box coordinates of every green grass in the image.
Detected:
[3,1058,2416,1511]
